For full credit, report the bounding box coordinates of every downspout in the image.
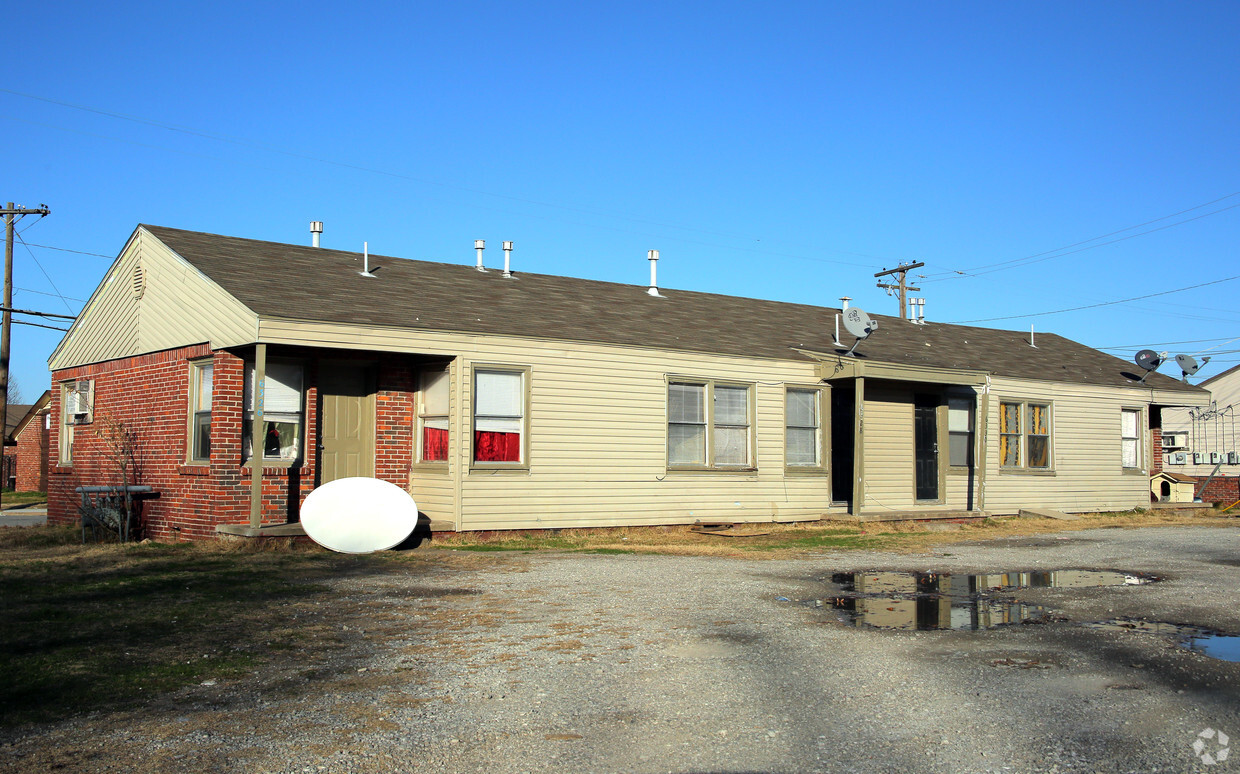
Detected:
[249,343,266,529]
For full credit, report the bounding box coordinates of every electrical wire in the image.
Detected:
[921,192,1240,282]
[949,274,1240,324]
[13,319,69,332]
[20,242,113,259]
[15,233,74,313]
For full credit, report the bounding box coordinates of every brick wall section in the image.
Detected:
[1150,406,1163,475]
[1195,475,1240,505]
[13,411,48,492]
[49,344,419,541]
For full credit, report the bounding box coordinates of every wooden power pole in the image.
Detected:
[0,203,50,503]
[874,261,925,320]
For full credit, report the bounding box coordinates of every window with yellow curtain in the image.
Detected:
[1000,400,1052,470]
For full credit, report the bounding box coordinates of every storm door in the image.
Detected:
[914,394,939,501]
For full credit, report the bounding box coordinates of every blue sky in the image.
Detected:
[3,1,1238,399]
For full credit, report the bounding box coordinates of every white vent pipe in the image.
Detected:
[310,221,323,247]
[502,241,514,278]
[475,239,487,272]
[360,241,375,277]
[839,296,851,310]
[647,249,663,297]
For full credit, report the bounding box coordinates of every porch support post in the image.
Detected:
[976,386,989,512]
[249,343,266,529]
[851,376,865,517]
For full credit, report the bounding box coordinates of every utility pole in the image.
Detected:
[1,203,50,506]
[874,261,925,320]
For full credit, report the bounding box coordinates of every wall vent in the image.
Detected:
[131,264,146,299]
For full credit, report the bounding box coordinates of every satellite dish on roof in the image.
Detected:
[1134,349,1163,383]
[841,307,878,356]
[300,477,418,554]
[1176,353,1210,382]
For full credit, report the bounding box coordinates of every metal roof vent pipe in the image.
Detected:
[310,221,323,247]
[839,296,851,310]
[502,241,514,278]
[647,250,664,297]
[359,241,375,278]
[475,239,487,272]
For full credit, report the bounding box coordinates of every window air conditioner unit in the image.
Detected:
[66,380,92,425]
[1210,452,1222,464]
[1162,432,1188,449]
[1168,451,1188,465]
[1193,452,1205,465]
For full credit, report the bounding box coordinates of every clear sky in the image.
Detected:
[3,1,1238,400]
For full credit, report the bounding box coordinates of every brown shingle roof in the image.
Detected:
[143,225,1203,393]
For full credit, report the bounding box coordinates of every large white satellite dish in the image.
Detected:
[300,477,418,554]
[841,307,878,356]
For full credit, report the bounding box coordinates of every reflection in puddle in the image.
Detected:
[818,570,1157,631]
[1082,619,1240,663]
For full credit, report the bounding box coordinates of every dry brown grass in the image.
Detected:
[422,507,1236,558]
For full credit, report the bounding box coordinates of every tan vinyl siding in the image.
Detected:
[259,318,836,530]
[860,384,916,510]
[49,228,258,370]
[982,376,1151,514]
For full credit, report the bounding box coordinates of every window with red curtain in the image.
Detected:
[419,368,450,463]
[474,369,525,464]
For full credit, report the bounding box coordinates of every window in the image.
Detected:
[189,361,213,462]
[58,381,89,465]
[473,367,526,465]
[419,368,450,464]
[947,396,974,468]
[1121,409,1142,469]
[243,362,304,462]
[667,380,753,469]
[785,387,822,468]
[1000,400,1051,470]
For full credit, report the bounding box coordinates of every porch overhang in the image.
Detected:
[797,349,989,387]
[1148,388,1212,408]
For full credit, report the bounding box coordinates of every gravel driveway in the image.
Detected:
[3,525,1239,773]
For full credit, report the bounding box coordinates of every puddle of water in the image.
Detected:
[831,569,1157,595]
[827,593,1047,631]
[817,569,1156,632]
[1082,619,1240,663]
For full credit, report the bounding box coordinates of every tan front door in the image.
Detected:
[319,364,375,484]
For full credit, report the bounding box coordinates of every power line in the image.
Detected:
[13,319,69,332]
[923,199,1240,283]
[949,275,1240,324]
[20,241,113,259]
[15,233,74,313]
[14,286,85,303]
[0,89,890,268]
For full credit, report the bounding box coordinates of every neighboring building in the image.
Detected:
[2,401,31,490]
[45,225,1210,541]
[1161,363,1240,503]
[7,392,51,492]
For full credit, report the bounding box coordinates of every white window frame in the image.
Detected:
[785,386,825,471]
[1121,408,1143,471]
[667,379,755,471]
[471,365,529,469]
